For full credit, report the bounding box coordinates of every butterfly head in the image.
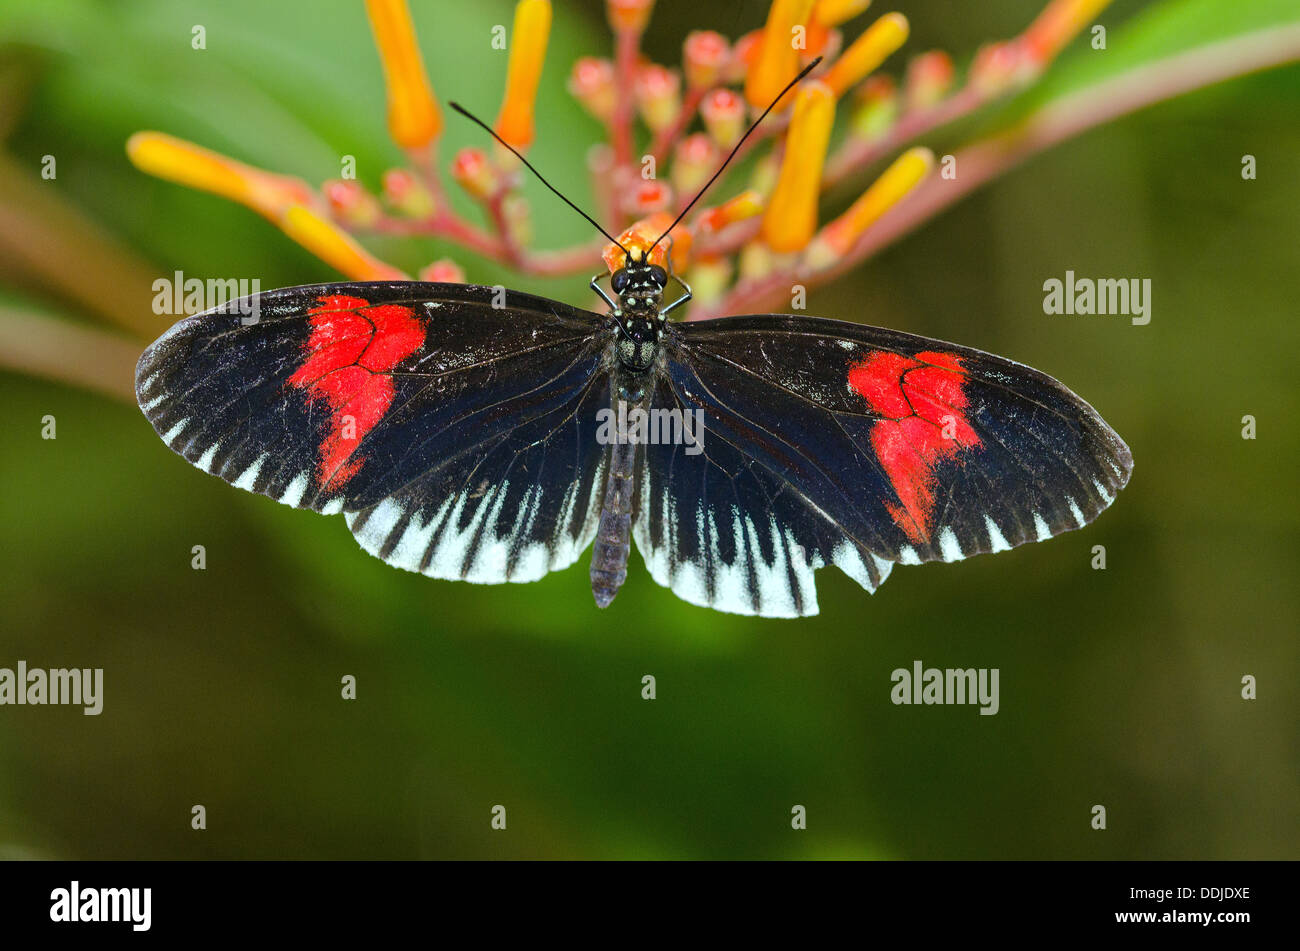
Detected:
[611,255,667,312]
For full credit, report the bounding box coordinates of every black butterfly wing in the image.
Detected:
[137,281,613,582]
[635,369,897,617]
[636,314,1132,617]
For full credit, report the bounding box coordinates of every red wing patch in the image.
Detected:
[848,350,981,543]
[287,294,425,492]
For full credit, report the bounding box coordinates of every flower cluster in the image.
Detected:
[127,0,1113,319]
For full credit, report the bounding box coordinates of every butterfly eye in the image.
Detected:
[611,269,629,293]
[647,265,667,286]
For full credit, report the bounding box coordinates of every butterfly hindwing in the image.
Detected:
[344,363,611,584]
[633,314,1132,616]
[635,372,894,617]
[137,280,613,582]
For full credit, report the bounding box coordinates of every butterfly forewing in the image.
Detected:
[635,314,1132,616]
[136,281,613,582]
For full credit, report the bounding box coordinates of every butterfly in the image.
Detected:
[135,257,1131,617]
[133,62,1131,618]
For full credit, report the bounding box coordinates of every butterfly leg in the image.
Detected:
[659,245,692,318]
[659,276,693,318]
[589,273,619,313]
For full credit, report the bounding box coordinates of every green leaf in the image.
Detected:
[1016,0,1300,110]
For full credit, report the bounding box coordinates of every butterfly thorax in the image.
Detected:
[610,259,668,372]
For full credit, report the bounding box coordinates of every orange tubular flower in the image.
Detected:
[671,133,718,196]
[813,0,872,27]
[850,73,898,140]
[635,64,681,133]
[606,0,655,34]
[125,132,313,221]
[744,0,816,110]
[324,180,383,229]
[805,146,933,268]
[699,88,746,147]
[970,40,1026,93]
[279,205,407,280]
[569,57,618,122]
[822,12,909,99]
[381,168,435,218]
[496,0,553,148]
[683,31,730,89]
[450,147,501,200]
[697,190,765,233]
[622,180,674,217]
[759,80,835,253]
[603,212,693,273]
[808,0,871,55]
[905,50,954,110]
[365,0,442,150]
[1021,0,1115,65]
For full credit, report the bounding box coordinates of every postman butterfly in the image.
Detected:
[135,61,1131,618]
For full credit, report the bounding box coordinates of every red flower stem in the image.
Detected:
[610,28,641,169]
[522,239,611,276]
[367,211,609,276]
[431,215,504,257]
[587,143,619,233]
[407,143,447,208]
[369,211,506,256]
[823,82,986,187]
[693,217,761,258]
[397,141,520,258]
[485,188,525,267]
[648,86,704,163]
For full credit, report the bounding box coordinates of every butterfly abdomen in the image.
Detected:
[590,439,636,608]
[590,376,649,608]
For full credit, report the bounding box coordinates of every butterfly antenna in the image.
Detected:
[449,101,629,255]
[651,56,823,251]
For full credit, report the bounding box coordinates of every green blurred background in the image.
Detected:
[0,0,1296,859]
